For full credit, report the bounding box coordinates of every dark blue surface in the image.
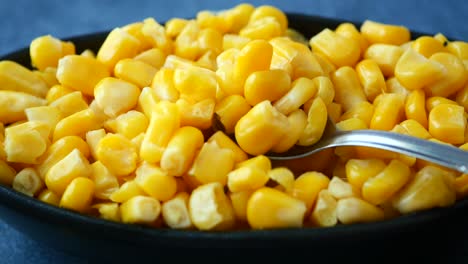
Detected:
[1,0,468,263]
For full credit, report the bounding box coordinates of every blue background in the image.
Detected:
[1,0,467,263]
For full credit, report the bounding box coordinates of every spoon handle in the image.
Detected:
[325,130,468,174]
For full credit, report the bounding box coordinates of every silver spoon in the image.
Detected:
[266,118,468,174]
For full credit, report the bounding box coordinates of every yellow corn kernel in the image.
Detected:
[189,182,235,230]
[290,43,324,81]
[121,22,152,52]
[310,189,338,227]
[222,34,250,50]
[0,160,16,185]
[456,84,468,112]
[233,40,273,90]
[134,48,166,69]
[328,176,359,199]
[59,177,94,213]
[12,168,43,196]
[130,133,145,160]
[151,68,178,102]
[56,55,110,96]
[331,66,367,112]
[364,44,403,77]
[426,96,458,112]
[120,195,161,224]
[37,189,60,206]
[207,131,248,163]
[0,60,48,97]
[235,100,289,155]
[34,67,59,88]
[4,121,49,164]
[96,133,138,177]
[313,52,336,77]
[0,91,46,124]
[165,18,189,38]
[97,27,141,71]
[85,129,105,161]
[340,101,374,127]
[161,126,204,177]
[227,165,269,193]
[336,117,368,131]
[214,95,251,134]
[198,28,223,56]
[239,16,282,40]
[46,84,74,103]
[114,59,157,88]
[405,89,428,128]
[223,3,255,33]
[217,48,239,67]
[135,162,177,202]
[327,103,343,125]
[411,36,445,58]
[310,28,360,67]
[229,190,253,222]
[176,98,215,129]
[428,104,466,144]
[106,110,148,139]
[196,51,217,70]
[173,68,217,102]
[370,93,405,130]
[244,69,291,106]
[446,41,468,60]
[249,5,287,33]
[53,108,101,141]
[345,158,387,191]
[267,167,295,193]
[335,22,368,55]
[162,192,193,229]
[136,87,159,119]
[92,203,121,222]
[110,180,145,203]
[94,77,140,118]
[80,49,95,58]
[196,11,230,34]
[236,155,271,171]
[360,20,410,45]
[286,28,308,45]
[385,78,410,100]
[311,76,334,106]
[392,166,456,214]
[30,35,75,71]
[362,159,411,205]
[298,97,327,146]
[290,171,330,211]
[272,109,308,153]
[36,136,90,179]
[426,52,467,97]
[336,197,385,224]
[140,101,180,163]
[273,77,316,115]
[49,91,88,118]
[90,161,119,200]
[174,20,201,60]
[355,59,386,102]
[45,149,92,195]
[189,141,235,185]
[399,119,431,139]
[25,106,62,137]
[247,187,306,229]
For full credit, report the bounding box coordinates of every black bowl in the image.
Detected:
[1,13,467,262]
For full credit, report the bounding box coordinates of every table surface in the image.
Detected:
[1,0,468,263]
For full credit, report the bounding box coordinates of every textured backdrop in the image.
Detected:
[1,0,468,263]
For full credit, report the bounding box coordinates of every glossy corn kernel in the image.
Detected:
[239,16,282,40]
[12,168,43,196]
[196,51,217,70]
[392,166,456,214]
[425,52,467,97]
[235,100,289,155]
[223,3,255,33]
[198,28,223,56]
[411,36,445,58]
[0,91,46,124]
[267,167,295,193]
[142,18,173,54]
[385,78,410,99]
[46,84,74,103]
[244,69,291,106]
[456,84,468,112]
[59,177,94,213]
[49,91,88,118]
[56,55,110,96]
[247,187,306,229]
[37,189,60,206]
[360,20,410,45]
[94,77,140,118]
[229,190,253,222]
[331,66,367,112]
[53,108,101,141]
[189,141,235,185]
[165,18,189,38]
[4,121,49,164]
[174,21,201,60]
[110,181,145,203]
[290,43,324,80]
[196,11,230,34]
[30,35,75,71]
[173,68,217,103]
[310,28,360,67]
[273,77,316,115]
[120,195,161,224]
[336,117,368,131]
[290,171,330,211]
[85,129,106,161]
[233,40,273,90]
[0,160,16,185]
[336,197,385,224]
[90,161,119,200]
[134,48,166,69]
[370,93,405,131]
[106,111,148,140]
[446,41,468,60]
[140,102,180,163]
[398,119,431,139]
[214,95,251,134]
[207,131,248,163]
[189,182,235,230]
[136,87,159,119]
[24,107,60,138]
[405,89,428,128]
[222,34,250,50]
[272,109,308,153]
[93,203,120,222]
[96,133,138,177]
[249,5,288,33]
[335,22,368,55]
[364,44,403,77]
[426,96,458,112]
[135,162,177,202]
[162,192,193,229]
[428,104,466,144]
[310,189,338,227]
[235,155,271,172]
[161,126,204,176]
[114,59,157,88]
[120,22,152,52]
[345,158,386,191]
[355,59,386,102]
[0,60,49,97]
[97,27,141,71]
[176,98,215,130]
[340,101,374,127]
[298,97,327,146]
[150,68,178,102]
[328,176,359,199]
[313,52,336,77]
[45,149,92,195]
[227,165,269,193]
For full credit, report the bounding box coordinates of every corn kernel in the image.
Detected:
[272,109,308,153]
[198,28,223,56]
[328,176,359,199]
[0,160,16,185]
[49,91,88,118]
[94,77,140,118]
[85,129,105,161]
[0,60,48,97]
[313,52,336,77]
[273,77,316,115]
[173,68,217,102]
[96,133,137,177]
[249,5,287,33]
[239,17,282,40]
[404,89,428,128]
[446,41,468,60]
[120,195,161,224]
[196,11,230,34]
[30,35,75,71]
[425,52,467,97]
[46,84,74,103]
[110,181,145,203]
[174,21,201,60]
[335,23,368,55]
[244,69,291,106]
[370,93,405,130]
[364,44,403,77]
[4,121,49,164]
[345,158,386,191]
[456,84,468,112]
[298,97,327,146]
[428,104,466,144]
[90,161,119,200]
[106,110,148,139]
[0,91,46,124]
[121,22,152,52]
[223,34,250,50]
[162,192,193,229]
[12,168,43,196]
[360,20,410,45]
[165,18,189,38]
[398,119,431,139]
[60,177,94,213]
[233,40,273,90]
[224,3,255,33]
[207,131,248,164]
[93,203,120,222]
[227,165,269,193]
[267,167,295,193]
[331,66,367,112]
[310,28,360,67]
[25,106,62,137]
[290,171,330,210]
[133,48,166,69]
[37,189,60,206]
[336,197,385,224]
[97,27,141,71]
[135,162,177,202]
[310,189,337,227]
[114,59,157,88]
[214,95,251,134]
[176,98,215,129]
[411,36,445,58]
[53,108,101,141]
[340,101,374,127]
[230,190,253,221]
[355,59,386,102]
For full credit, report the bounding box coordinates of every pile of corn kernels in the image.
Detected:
[0,4,467,230]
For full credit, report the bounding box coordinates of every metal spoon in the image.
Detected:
[266,118,468,174]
